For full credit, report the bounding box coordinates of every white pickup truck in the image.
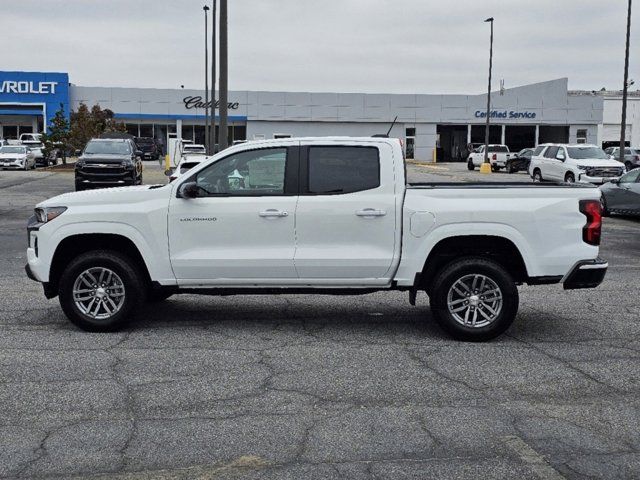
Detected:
[467,144,512,171]
[26,137,608,341]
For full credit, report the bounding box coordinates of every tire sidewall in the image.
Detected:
[431,257,519,341]
[59,251,145,331]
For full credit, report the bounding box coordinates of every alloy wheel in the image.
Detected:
[446,274,503,328]
[72,267,125,320]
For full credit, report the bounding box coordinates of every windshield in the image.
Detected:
[84,141,131,155]
[567,147,609,160]
[0,146,26,154]
[488,146,509,153]
[135,138,154,144]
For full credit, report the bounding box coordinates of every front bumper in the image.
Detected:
[563,258,608,290]
[76,168,135,186]
[1,160,26,169]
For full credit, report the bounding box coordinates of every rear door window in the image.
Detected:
[544,146,559,159]
[307,146,380,194]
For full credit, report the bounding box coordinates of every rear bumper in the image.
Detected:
[563,258,608,290]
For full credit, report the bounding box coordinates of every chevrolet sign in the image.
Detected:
[0,80,58,94]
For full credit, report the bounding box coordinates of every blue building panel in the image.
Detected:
[0,71,70,127]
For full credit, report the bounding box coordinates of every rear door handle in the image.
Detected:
[356,208,387,217]
[259,209,289,218]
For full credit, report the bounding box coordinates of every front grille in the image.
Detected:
[82,164,124,175]
[586,167,623,177]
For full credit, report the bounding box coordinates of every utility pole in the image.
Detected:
[620,0,633,164]
[219,0,228,150]
[203,5,210,154]
[210,0,217,154]
[481,17,494,174]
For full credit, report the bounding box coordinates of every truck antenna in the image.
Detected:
[372,116,399,138]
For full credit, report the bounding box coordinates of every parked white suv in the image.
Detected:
[529,144,625,184]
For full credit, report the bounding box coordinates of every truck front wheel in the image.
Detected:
[467,159,475,171]
[58,250,146,332]
[429,257,519,341]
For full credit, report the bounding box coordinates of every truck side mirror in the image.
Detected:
[178,181,198,199]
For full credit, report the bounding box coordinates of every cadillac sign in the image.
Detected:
[183,96,239,110]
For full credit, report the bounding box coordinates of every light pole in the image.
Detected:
[210,0,217,154]
[219,0,228,150]
[619,0,632,164]
[203,5,210,154]
[480,17,494,174]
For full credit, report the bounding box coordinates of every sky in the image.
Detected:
[3,0,638,94]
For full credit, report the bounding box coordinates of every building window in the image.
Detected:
[125,124,138,137]
[577,129,588,144]
[274,133,292,139]
[405,127,416,159]
[139,124,153,137]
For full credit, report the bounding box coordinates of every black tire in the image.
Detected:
[624,161,632,172]
[429,257,519,342]
[467,159,475,171]
[58,250,146,332]
[564,172,575,183]
[532,168,543,182]
[507,162,516,174]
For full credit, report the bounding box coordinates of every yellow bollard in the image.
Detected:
[432,148,437,163]
[479,162,492,174]
[164,154,170,172]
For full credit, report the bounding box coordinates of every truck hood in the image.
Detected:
[575,158,625,168]
[0,153,26,159]
[37,185,168,208]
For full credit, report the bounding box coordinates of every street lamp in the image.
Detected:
[203,5,210,154]
[210,0,217,154]
[480,16,494,174]
[619,0,632,163]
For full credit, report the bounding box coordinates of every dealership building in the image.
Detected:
[1,70,637,161]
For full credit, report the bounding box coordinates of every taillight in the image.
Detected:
[579,200,602,246]
[492,153,497,160]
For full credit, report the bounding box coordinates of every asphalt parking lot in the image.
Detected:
[1,161,639,479]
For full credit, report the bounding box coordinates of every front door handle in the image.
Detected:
[356,208,387,217]
[259,209,289,218]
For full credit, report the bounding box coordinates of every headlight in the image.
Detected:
[122,159,134,168]
[576,165,588,170]
[34,206,67,223]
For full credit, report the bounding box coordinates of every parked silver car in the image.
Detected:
[604,147,640,172]
[0,145,36,170]
[599,168,640,216]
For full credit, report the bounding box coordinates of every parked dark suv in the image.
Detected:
[75,138,143,191]
[134,137,160,160]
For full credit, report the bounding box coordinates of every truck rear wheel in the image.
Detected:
[58,250,146,332]
[467,159,475,171]
[429,257,519,341]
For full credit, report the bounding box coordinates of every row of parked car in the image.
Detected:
[467,142,639,215]
[0,133,54,170]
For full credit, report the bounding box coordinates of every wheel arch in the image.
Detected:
[417,234,529,293]
[49,233,153,296]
